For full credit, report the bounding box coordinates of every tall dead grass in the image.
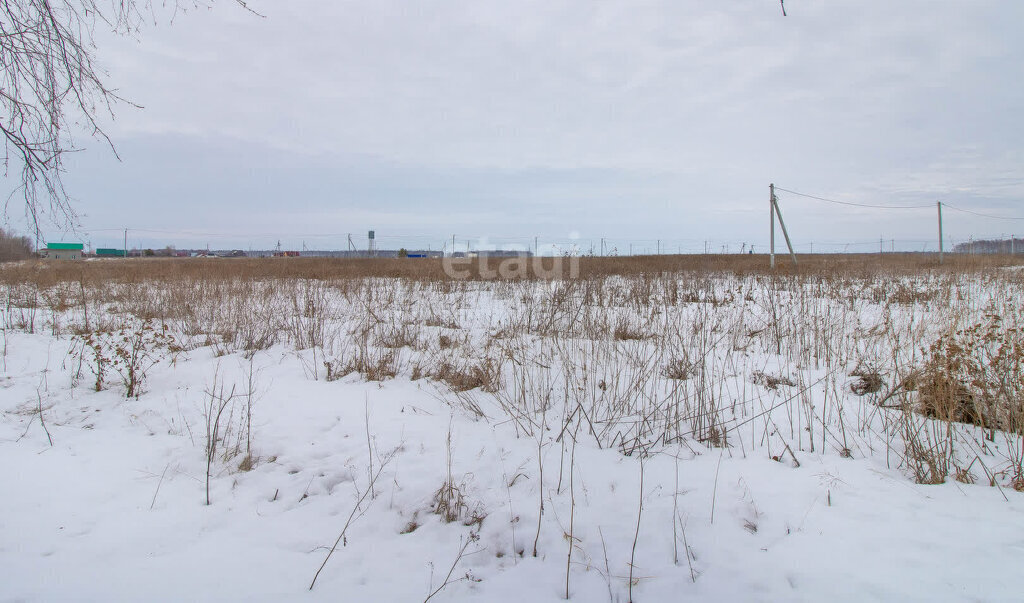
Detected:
[4,254,1024,488]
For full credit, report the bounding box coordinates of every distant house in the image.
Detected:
[44,242,84,260]
[95,248,126,258]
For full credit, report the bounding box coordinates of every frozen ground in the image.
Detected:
[2,271,1023,601]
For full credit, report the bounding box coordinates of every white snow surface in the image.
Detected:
[1,273,1023,602]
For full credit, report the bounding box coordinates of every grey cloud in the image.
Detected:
[11,0,1023,250]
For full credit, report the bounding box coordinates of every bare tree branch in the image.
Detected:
[0,1,255,237]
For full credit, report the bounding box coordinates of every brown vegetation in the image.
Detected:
[1,252,1022,287]
[4,251,1024,491]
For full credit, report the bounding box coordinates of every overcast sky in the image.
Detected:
[21,0,1024,252]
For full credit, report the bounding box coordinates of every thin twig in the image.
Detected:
[36,389,52,446]
[628,459,644,603]
[423,534,479,602]
[150,464,169,510]
[309,453,394,590]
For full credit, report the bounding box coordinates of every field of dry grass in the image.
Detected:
[3,252,1024,599]
[5,252,1023,480]
[2,252,1022,287]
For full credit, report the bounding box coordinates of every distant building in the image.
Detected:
[95,248,126,258]
[44,242,83,260]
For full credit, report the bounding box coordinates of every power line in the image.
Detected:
[774,187,933,210]
[777,186,1024,221]
[941,202,1024,221]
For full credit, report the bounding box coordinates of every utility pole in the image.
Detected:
[937,201,944,264]
[123,228,128,260]
[769,183,797,267]
[770,184,776,269]
[657,239,660,255]
[452,234,456,257]
[880,237,884,254]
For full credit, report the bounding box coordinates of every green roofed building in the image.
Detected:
[95,248,126,257]
[44,242,84,260]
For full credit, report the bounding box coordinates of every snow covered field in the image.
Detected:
[2,264,1024,601]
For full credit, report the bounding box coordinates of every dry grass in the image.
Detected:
[15,252,1024,602]
[662,357,693,381]
[2,252,1022,288]
[751,371,795,390]
[916,315,1024,431]
[6,252,1024,490]
[434,359,501,393]
[612,319,649,341]
[850,368,883,396]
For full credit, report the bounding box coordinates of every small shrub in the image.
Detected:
[434,359,501,393]
[433,429,471,523]
[73,320,180,398]
[433,479,468,523]
[850,369,883,396]
[954,466,976,485]
[917,314,1024,431]
[917,372,981,425]
[612,319,647,341]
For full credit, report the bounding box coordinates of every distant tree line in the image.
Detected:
[0,228,33,261]
[952,238,1021,254]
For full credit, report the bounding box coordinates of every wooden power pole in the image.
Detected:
[770,185,775,268]
[769,184,797,268]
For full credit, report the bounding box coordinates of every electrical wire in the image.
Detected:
[777,186,1024,221]
[941,203,1024,221]
[774,187,933,210]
